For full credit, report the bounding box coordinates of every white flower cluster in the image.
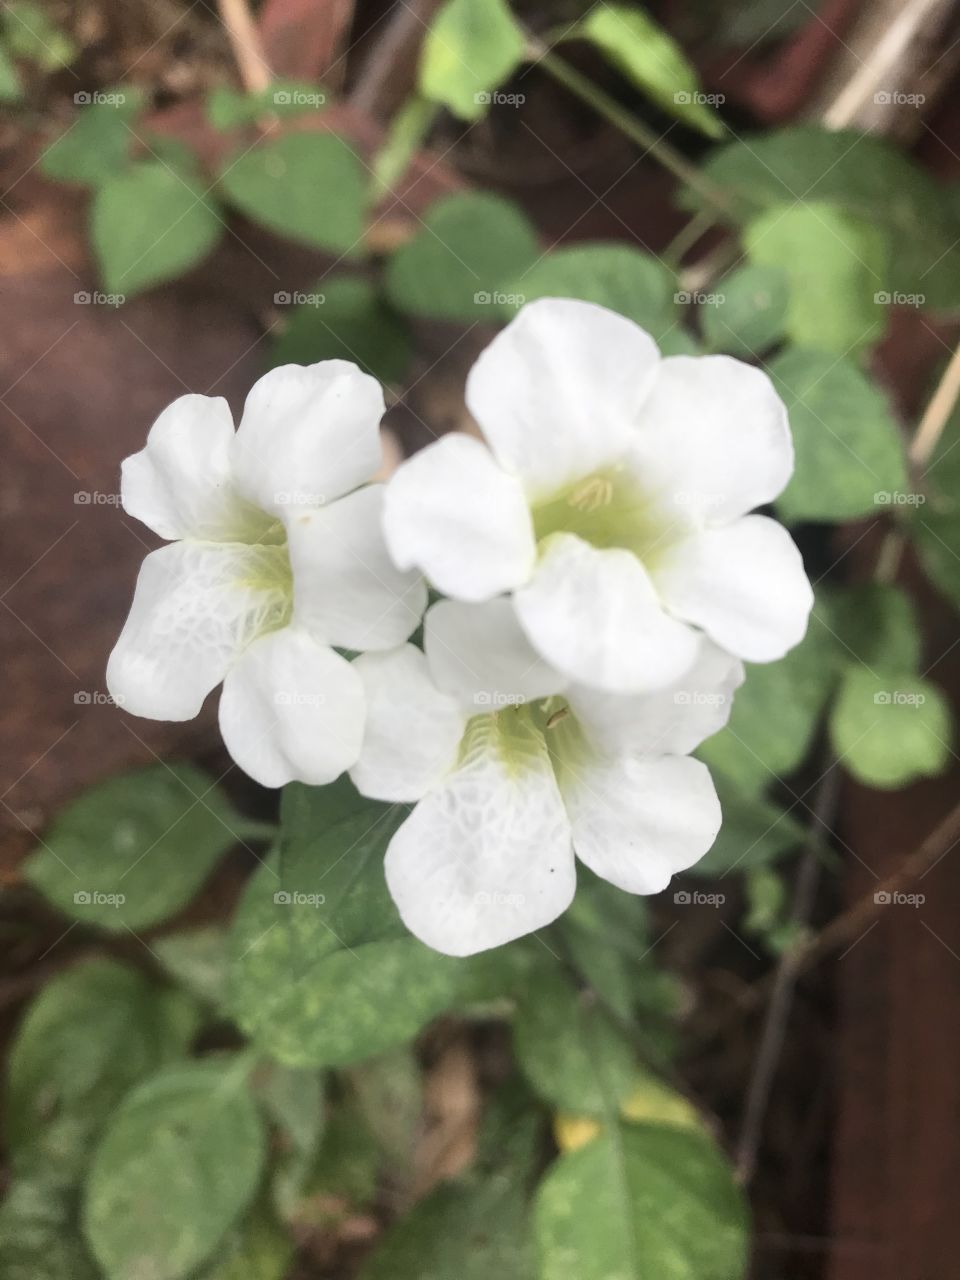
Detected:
[108,299,813,956]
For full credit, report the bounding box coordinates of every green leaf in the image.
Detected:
[24,764,240,932]
[500,243,682,350]
[831,584,922,673]
[40,91,144,187]
[201,1203,292,1280]
[219,131,364,253]
[83,1057,266,1280]
[360,1087,540,1280]
[3,1,76,69]
[768,347,907,523]
[349,1047,422,1170]
[253,1062,325,1218]
[271,275,412,384]
[419,0,525,121]
[692,780,804,876]
[229,804,471,1066]
[514,967,636,1116]
[683,125,960,309]
[361,1176,535,1279]
[0,44,22,102]
[559,872,650,1021]
[154,927,230,1007]
[698,603,842,794]
[910,407,960,612]
[207,80,327,130]
[369,94,438,203]
[7,958,197,1168]
[0,1177,99,1280]
[535,1123,748,1280]
[830,669,951,789]
[308,1090,382,1210]
[744,202,886,354]
[570,4,723,138]
[91,159,223,295]
[386,191,539,321]
[700,263,788,357]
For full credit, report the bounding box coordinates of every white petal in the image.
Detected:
[382,434,535,602]
[559,753,721,894]
[652,515,813,663]
[630,355,792,525]
[218,627,364,788]
[513,534,700,694]
[567,639,744,758]
[425,597,566,712]
[106,542,290,721]
[121,394,269,542]
[350,645,465,802]
[288,485,426,651]
[465,297,661,497]
[232,361,384,517]
[384,713,575,955]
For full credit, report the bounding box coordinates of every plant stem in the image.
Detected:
[527,39,736,221]
[662,209,716,269]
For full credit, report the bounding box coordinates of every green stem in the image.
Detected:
[528,41,736,222]
[662,209,717,269]
[235,819,278,843]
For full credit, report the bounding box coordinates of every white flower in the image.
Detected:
[383,297,813,695]
[107,361,426,787]
[349,599,743,955]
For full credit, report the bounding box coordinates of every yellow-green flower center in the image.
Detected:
[531,465,671,563]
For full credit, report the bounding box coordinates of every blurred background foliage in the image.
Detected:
[4,0,960,1277]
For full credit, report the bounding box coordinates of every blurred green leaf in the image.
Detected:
[692,780,804,877]
[744,203,886,354]
[535,1123,748,1280]
[271,275,412,384]
[207,81,327,130]
[349,1047,422,1171]
[154,927,230,1008]
[769,348,907,523]
[201,1203,292,1280]
[386,191,539,322]
[910,402,960,613]
[514,966,636,1117]
[253,1063,325,1218]
[699,603,842,794]
[360,1086,540,1280]
[501,243,683,351]
[40,91,144,187]
[230,799,472,1066]
[220,132,364,253]
[700,263,788,357]
[3,1,76,70]
[0,44,22,101]
[307,1090,381,1211]
[830,669,951,788]
[25,764,240,932]
[92,159,223,294]
[369,94,438,204]
[0,1177,98,1280]
[831,584,922,672]
[84,1057,266,1280]
[7,958,197,1167]
[419,0,525,121]
[569,4,723,138]
[683,125,960,309]
[559,872,650,1021]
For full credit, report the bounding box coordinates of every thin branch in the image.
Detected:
[217,0,272,95]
